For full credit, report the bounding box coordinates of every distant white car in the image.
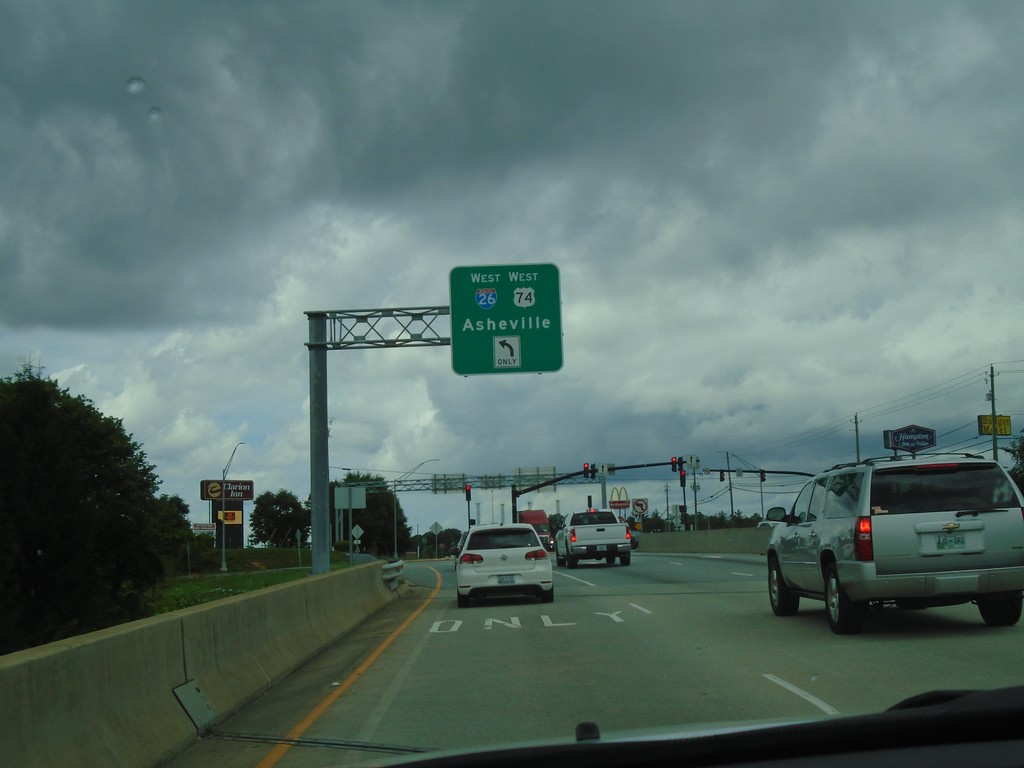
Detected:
[456,524,554,607]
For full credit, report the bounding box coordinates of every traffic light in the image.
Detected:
[679,469,687,487]
[719,471,725,482]
[671,457,678,472]
[759,470,766,483]
[465,484,472,501]
[583,462,597,479]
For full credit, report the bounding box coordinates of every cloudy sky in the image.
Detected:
[3,0,1023,539]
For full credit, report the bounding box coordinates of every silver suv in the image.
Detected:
[765,454,1024,634]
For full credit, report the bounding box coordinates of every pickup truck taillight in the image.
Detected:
[569,528,577,543]
[625,526,631,540]
[854,516,873,561]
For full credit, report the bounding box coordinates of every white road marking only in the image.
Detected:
[762,674,840,715]
[555,572,598,586]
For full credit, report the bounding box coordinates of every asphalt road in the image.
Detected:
[167,553,1024,768]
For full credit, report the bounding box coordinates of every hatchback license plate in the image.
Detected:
[937,534,967,550]
[497,575,515,585]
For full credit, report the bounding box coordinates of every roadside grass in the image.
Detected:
[153,547,353,613]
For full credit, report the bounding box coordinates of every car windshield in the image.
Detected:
[4,3,1024,768]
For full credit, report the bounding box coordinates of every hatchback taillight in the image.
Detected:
[854,516,873,561]
[459,553,483,564]
[525,549,548,560]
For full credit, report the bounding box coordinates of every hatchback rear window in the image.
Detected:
[466,530,538,549]
[870,463,1018,515]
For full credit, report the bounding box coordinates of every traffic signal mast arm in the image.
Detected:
[711,469,815,480]
[511,460,678,519]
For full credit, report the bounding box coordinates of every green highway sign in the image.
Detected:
[450,263,563,375]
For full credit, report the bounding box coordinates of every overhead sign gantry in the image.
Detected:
[305,264,564,574]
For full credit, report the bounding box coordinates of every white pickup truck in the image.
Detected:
[554,508,632,567]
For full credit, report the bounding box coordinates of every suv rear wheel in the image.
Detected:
[977,591,1023,626]
[768,556,799,616]
[824,562,866,634]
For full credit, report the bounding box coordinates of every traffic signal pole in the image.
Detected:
[511,460,676,520]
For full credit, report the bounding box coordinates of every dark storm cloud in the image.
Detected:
[4,0,1023,331]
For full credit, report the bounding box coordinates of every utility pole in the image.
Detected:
[854,413,861,461]
[682,474,689,530]
[725,452,735,518]
[990,364,998,460]
[688,456,700,528]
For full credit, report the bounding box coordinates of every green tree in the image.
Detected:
[418,527,463,558]
[0,368,165,653]
[249,489,308,547]
[332,473,412,556]
[549,511,565,533]
[1007,429,1024,492]
[149,494,196,575]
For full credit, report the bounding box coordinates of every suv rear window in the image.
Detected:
[466,529,538,550]
[870,463,1018,515]
[570,511,618,525]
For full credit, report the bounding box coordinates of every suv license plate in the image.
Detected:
[497,575,515,585]
[937,534,967,550]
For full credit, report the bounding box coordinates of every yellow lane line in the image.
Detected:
[255,568,443,768]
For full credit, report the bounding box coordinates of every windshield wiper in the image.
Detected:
[888,690,974,710]
[210,729,432,755]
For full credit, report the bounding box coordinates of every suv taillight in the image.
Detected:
[854,516,873,561]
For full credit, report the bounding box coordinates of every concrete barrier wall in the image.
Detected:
[0,561,395,768]
[181,562,394,719]
[0,614,194,768]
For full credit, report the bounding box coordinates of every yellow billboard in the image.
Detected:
[977,415,1012,436]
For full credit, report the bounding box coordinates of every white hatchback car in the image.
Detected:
[456,523,554,607]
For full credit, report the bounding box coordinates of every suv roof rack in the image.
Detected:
[827,452,988,471]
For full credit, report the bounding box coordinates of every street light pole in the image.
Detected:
[393,459,439,558]
[221,441,245,572]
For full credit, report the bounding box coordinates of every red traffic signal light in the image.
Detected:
[679,469,687,487]
[583,462,597,479]
[465,484,472,501]
[671,457,678,472]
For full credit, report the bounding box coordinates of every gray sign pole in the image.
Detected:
[308,312,331,575]
[305,306,450,575]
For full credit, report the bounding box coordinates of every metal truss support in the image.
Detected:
[306,307,450,575]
